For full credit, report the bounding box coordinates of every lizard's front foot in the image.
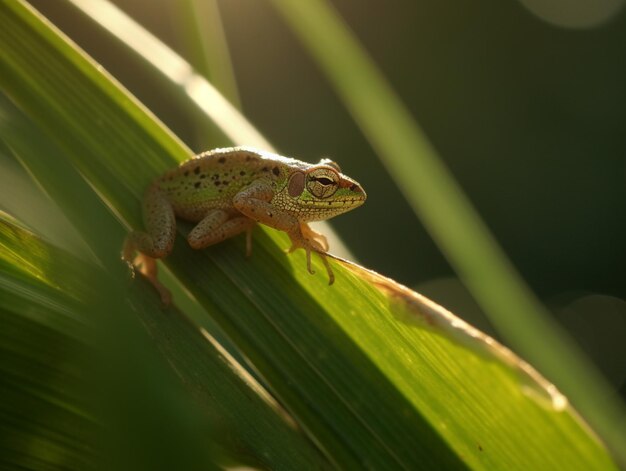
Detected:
[286,223,335,285]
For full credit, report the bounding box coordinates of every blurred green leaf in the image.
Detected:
[177,0,241,107]
[0,1,619,469]
[67,0,271,151]
[0,213,96,471]
[0,210,330,470]
[176,0,241,149]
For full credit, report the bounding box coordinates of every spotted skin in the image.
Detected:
[123,146,366,303]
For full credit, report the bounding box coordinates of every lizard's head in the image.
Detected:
[285,158,367,222]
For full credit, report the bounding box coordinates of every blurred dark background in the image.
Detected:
[28,0,626,394]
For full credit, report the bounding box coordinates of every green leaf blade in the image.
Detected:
[0,213,332,470]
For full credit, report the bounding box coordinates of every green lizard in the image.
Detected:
[123,147,367,303]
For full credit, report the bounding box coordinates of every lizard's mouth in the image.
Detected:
[299,194,366,211]
[305,186,366,204]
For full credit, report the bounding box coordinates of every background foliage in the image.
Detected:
[1,0,625,469]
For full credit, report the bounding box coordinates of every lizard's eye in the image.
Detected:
[307,168,338,199]
[315,177,334,186]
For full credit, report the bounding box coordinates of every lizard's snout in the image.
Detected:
[348,182,367,201]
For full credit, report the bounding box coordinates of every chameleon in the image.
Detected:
[123,147,367,303]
